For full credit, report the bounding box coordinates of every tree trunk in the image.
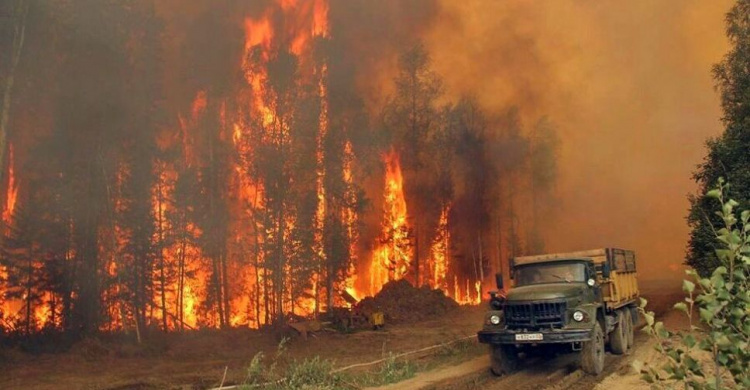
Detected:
[156,180,168,331]
[221,252,230,326]
[414,223,420,286]
[177,237,186,331]
[263,266,270,325]
[275,205,285,323]
[478,234,484,299]
[25,246,32,335]
[0,0,29,189]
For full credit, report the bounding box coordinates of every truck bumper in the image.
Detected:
[477,328,592,345]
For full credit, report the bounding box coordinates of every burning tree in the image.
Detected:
[0,0,560,337]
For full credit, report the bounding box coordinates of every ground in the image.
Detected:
[0,281,682,390]
[368,284,687,390]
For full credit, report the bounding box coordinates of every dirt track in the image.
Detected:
[370,283,685,390]
[371,332,649,390]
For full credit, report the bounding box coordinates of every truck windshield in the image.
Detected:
[515,262,586,285]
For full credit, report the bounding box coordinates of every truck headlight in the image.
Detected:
[572,310,585,322]
[490,315,501,325]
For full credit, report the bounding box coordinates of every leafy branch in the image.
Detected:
[637,179,749,389]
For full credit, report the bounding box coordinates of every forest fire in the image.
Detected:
[0,0,552,337]
[1,0,745,388]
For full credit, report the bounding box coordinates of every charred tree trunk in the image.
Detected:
[414,224,420,286]
[0,0,29,189]
[25,246,32,335]
[177,237,186,331]
[275,205,285,323]
[206,108,225,329]
[61,226,75,332]
[253,235,261,328]
[156,180,168,331]
[263,266,270,325]
[220,252,230,326]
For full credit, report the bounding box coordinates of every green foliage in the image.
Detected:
[370,353,417,385]
[638,180,749,389]
[276,357,345,390]
[241,338,350,390]
[242,355,348,390]
[687,0,750,277]
[240,337,422,390]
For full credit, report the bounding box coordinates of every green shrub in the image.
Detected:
[637,179,749,389]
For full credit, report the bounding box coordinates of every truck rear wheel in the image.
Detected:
[610,311,628,354]
[581,322,605,375]
[490,345,518,376]
[624,309,634,348]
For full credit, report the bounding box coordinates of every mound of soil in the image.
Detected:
[355,280,459,323]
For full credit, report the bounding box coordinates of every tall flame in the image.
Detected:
[3,144,18,226]
[428,205,450,291]
[369,150,412,296]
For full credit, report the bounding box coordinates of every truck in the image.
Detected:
[477,248,639,375]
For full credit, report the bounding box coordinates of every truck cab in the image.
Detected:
[477,248,639,375]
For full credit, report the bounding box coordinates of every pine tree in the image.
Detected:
[383,43,443,286]
[1,203,43,335]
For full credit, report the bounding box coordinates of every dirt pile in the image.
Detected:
[355,280,459,323]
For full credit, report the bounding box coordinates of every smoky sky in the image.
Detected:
[422,0,732,285]
[13,0,731,289]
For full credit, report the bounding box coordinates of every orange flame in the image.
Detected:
[428,205,450,291]
[3,144,18,226]
[369,150,411,296]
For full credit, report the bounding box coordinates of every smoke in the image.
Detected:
[1,1,734,331]
[422,0,732,285]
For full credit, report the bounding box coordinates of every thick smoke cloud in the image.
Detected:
[423,0,732,286]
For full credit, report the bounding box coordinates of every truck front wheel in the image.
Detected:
[581,322,605,375]
[490,344,518,376]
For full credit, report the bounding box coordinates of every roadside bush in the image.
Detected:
[637,179,749,389]
[373,352,416,384]
[241,338,351,390]
[276,357,346,390]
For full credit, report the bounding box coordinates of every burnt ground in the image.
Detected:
[0,280,682,390]
[0,304,484,389]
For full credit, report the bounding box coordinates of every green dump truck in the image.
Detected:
[477,248,639,375]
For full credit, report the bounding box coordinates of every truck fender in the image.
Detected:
[573,303,599,324]
[597,309,609,338]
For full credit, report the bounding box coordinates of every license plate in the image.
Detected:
[515,333,543,341]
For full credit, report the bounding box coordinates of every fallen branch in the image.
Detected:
[218,366,228,389]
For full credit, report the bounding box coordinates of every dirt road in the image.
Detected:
[374,297,690,390]
[370,332,650,390]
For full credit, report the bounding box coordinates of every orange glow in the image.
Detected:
[3,144,18,226]
[369,150,412,296]
[428,205,450,291]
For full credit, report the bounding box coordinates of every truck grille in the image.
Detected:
[504,301,567,329]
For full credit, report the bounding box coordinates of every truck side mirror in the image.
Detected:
[495,273,504,290]
[602,262,611,279]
